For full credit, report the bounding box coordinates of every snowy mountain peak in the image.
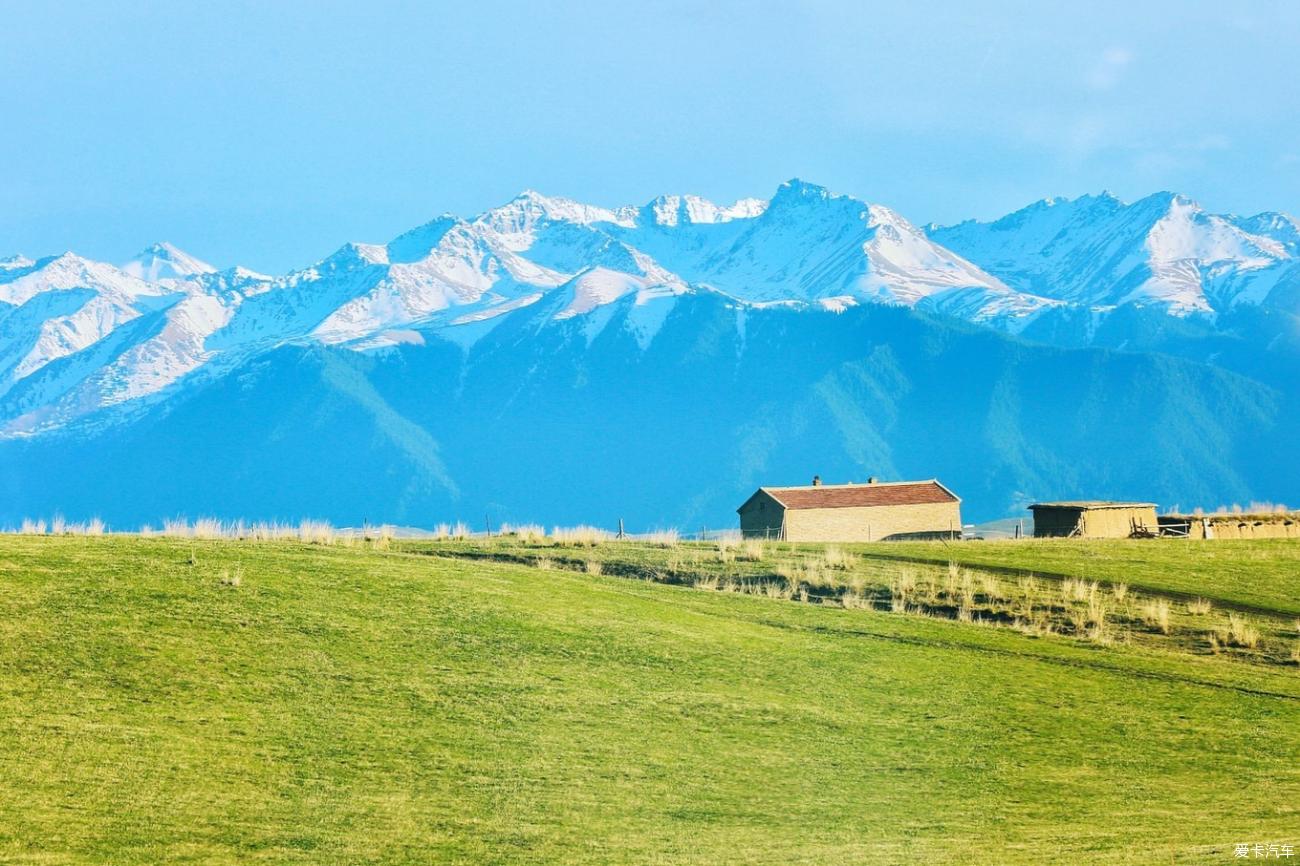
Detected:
[7,180,1300,440]
[1232,212,1300,255]
[480,190,637,240]
[387,215,462,264]
[0,252,169,306]
[121,242,216,282]
[929,189,1297,315]
[644,194,767,227]
[319,242,390,270]
[772,177,839,203]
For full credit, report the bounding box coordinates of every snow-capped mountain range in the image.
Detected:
[4,179,1297,440]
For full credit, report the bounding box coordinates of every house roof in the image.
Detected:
[1029,501,1157,510]
[742,479,960,512]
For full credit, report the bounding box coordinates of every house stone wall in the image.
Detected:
[782,501,961,542]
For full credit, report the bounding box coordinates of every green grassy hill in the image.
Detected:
[1,536,1298,864]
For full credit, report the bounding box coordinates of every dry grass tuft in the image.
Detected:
[503,523,546,543]
[736,540,765,562]
[1062,578,1098,605]
[1186,597,1212,616]
[584,559,603,575]
[552,525,610,547]
[759,581,791,600]
[820,546,852,569]
[298,520,336,545]
[19,518,48,535]
[841,591,871,610]
[641,529,680,548]
[191,518,224,540]
[1142,599,1172,635]
[1218,613,1260,649]
[1111,583,1129,603]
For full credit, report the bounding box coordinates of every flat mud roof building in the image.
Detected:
[738,478,962,542]
[1029,501,1158,539]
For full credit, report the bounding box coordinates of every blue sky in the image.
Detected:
[4,0,1299,273]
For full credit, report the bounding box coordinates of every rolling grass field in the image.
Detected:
[862,538,1300,617]
[1,535,1298,864]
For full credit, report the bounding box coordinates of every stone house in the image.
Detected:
[737,477,962,542]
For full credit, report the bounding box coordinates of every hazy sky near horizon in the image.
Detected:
[4,0,1300,273]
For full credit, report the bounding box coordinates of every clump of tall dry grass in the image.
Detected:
[736,539,765,561]
[693,574,719,592]
[298,520,336,544]
[162,517,191,537]
[762,581,792,600]
[431,522,470,541]
[19,518,47,535]
[191,518,225,539]
[1062,578,1098,605]
[584,559,603,575]
[551,525,610,547]
[249,521,297,541]
[1217,613,1260,649]
[841,591,872,610]
[776,561,834,595]
[820,546,852,569]
[1186,597,1212,616]
[978,573,1002,602]
[714,538,738,563]
[1142,599,1172,635]
[1111,583,1129,603]
[501,523,546,543]
[640,529,680,548]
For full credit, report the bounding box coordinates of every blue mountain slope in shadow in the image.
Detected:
[1,296,1294,528]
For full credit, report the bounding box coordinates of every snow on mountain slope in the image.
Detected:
[930,192,1296,316]
[1231,212,1300,256]
[0,254,180,391]
[644,194,767,226]
[121,242,216,282]
[5,180,1297,438]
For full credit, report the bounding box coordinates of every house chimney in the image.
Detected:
[812,475,821,486]
[867,476,878,484]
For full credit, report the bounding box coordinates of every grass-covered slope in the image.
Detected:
[868,538,1300,617]
[1,537,1298,864]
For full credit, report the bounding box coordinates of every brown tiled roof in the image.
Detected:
[762,480,959,510]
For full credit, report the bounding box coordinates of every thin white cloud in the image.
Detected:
[1087,47,1134,91]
